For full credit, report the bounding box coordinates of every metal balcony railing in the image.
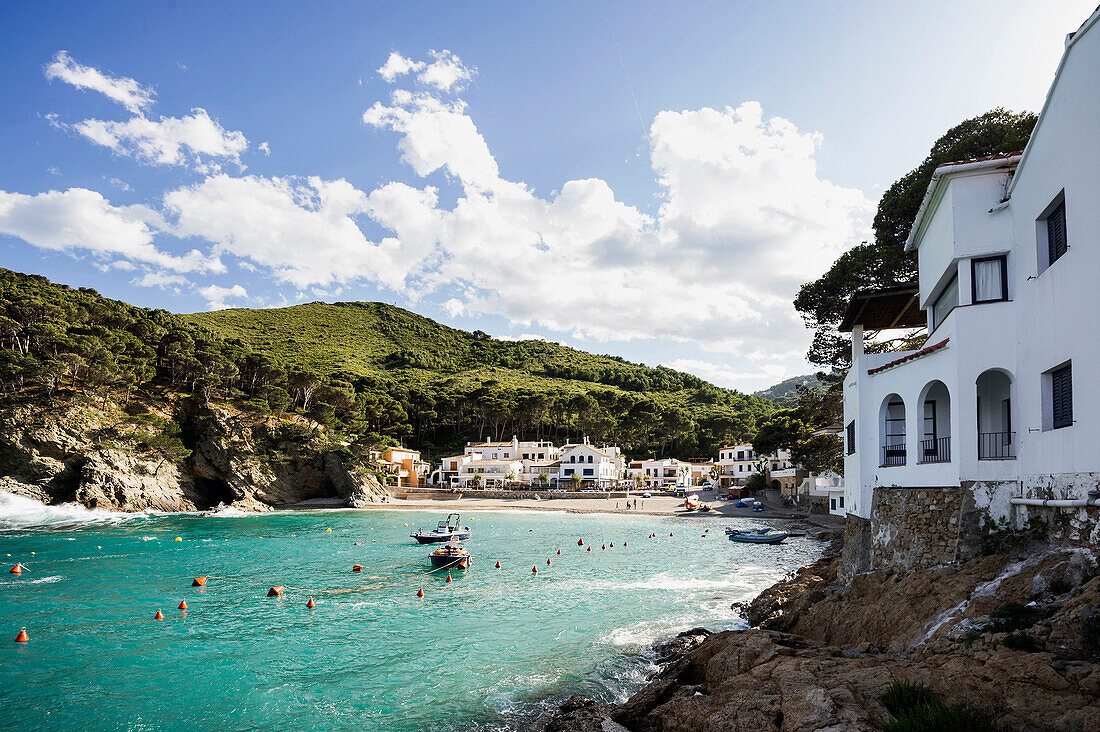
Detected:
[978,432,1015,460]
[918,436,951,463]
[880,443,906,467]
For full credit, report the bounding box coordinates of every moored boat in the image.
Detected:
[725,526,788,544]
[411,513,471,543]
[429,537,471,569]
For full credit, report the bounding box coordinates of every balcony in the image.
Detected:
[918,436,951,463]
[880,443,906,467]
[978,432,1015,460]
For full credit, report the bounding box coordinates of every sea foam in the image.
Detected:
[0,490,146,531]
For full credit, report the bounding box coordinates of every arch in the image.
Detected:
[976,369,1014,459]
[879,393,906,466]
[917,380,951,462]
[771,479,781,490]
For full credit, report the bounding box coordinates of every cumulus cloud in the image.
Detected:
[0,187,217,273]
[198,283,247,310]
[72,108,248,170]
[162,174,403,289]
[44,51,155,113]
[661,358,792,391]
[133,271,186,288]
[377,50,474,91]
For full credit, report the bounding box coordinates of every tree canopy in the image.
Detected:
[794,108,1037,375]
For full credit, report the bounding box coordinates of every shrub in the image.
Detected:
[989,602,1037,633]
[1082,611,1100,657]
[1048,578,1073,596]
[1002,632,1039,652]
[881,680,1002,732]
[881,680,940,716]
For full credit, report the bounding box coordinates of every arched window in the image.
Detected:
[879,394,906,466]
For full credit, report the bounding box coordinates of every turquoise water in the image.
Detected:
[0,493,820,731]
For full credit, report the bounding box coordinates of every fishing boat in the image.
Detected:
[411,513,471,543]
[725,527,788,544]
[683,495,700,511]
[429,537,471,569]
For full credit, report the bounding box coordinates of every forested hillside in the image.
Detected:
[0,268,774,459]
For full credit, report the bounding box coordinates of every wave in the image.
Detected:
[207,504,253,517]
[0,490,147,531]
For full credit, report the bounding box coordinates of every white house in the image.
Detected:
[840,9,1100,570]
[715,444,760,488]
[639,458,691,489]
[559,440,623,488]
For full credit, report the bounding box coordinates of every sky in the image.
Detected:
[1,1,1095,392]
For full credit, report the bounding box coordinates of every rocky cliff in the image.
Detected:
[541,536,1100,731]
[0,393,389,512]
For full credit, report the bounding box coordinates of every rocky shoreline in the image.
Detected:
[537,533,1100,731]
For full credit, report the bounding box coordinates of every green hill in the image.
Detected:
[753,373,823,407]
[0,267,775,458]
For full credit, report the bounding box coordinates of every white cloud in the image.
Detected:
[661,358,792,392]
[44,51,155,113]
[198,283,247,310]
[0,187,218,273]
[258,141,270,155]
[133,271,187,288]
[163,174,403,289]
[377,50,475,92]
[72,108,248,170]
[377,52,425,82]
[418,50,474,92]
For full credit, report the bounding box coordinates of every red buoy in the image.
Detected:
[586,546,591,552]
[352,564,363,572]
[546,558,552,565]
[306,598,315,608]
[416,588,424,597]
[601,544,605,550]
[532,566,538,573]
[623,541,627,547]
[14,627,28,642]
[670,532,674,537]
[578,539,584,546]
[192,577,208,587]
[495,561,501,568]
[701,534,706,537]
[267,586,285,597]
[178,600,188,610]
[445,574,453,583]
[610,542,614,548]
[9,564,22,575]
[154,610,165,620]
[557,549,561,555]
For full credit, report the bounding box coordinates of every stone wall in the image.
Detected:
[870,487,964,573]
[840,514,872,581]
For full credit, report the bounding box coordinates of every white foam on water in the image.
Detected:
[207,504,252,518]
[141,536,158,541]
[28,575,63,584]
[0,490,148,531]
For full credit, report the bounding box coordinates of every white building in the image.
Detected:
[840,9,1100,568]
[559,440,624,488]
[639,458,691,489]
[715,444,760,488]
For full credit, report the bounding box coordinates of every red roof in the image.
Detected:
[867,339,949,375]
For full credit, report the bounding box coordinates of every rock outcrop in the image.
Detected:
[543,537,1100,731]
[0,395,389,511]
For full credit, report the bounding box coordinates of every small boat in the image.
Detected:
[683,495,700,511]
[700,504,712,512]
[429,537,471,569]
[726,527,788,544]
[411,513,471,543]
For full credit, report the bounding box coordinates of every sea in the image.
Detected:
[0,491,821,731]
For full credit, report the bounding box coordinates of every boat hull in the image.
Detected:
[728,532,787,544]
[429,553,471,569]
[411,530,471,544]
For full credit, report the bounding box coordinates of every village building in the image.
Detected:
[714,444,761,488]
[840,10,1100,574]
[380,446,430,488]
[638,458,691,489]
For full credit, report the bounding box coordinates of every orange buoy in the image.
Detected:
[352,564,363,572]
[532,566,538,573]
[9,564,22,575]
[601,544,606,550]
[306,598,315,608]
[267,586,285,597]
[546,558,552,565]
[192,577,208,587]
[445,574,453,583]
[557,549,561,555]
[586,546,591,552]
[354,542,363,546]
[14,627,28,642]
[178,600,188,610]
[623,541,627,547]
[578,539,584,546]
[154,610,165,620]
[416,588,424,597]
[495,561,501,568]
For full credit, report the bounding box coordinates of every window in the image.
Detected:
[839,496,845,508]
[923,400,937,442]
[1052,364,1073,429]
[972,256,1007,303]
[846,420,855,455]
[737,451,744,460]
[1047,198,1067,267]
[563,468,573,475]
[931,273,959,330]
[587,455,593,463]
[830,498,836,511]
[583,468,593,476]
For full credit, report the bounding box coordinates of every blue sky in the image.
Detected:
[1,1,1094,391]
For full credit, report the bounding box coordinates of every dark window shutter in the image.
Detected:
[846,420,856,454]
[1052,364,1072,428]
[1047,200,1067,266]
